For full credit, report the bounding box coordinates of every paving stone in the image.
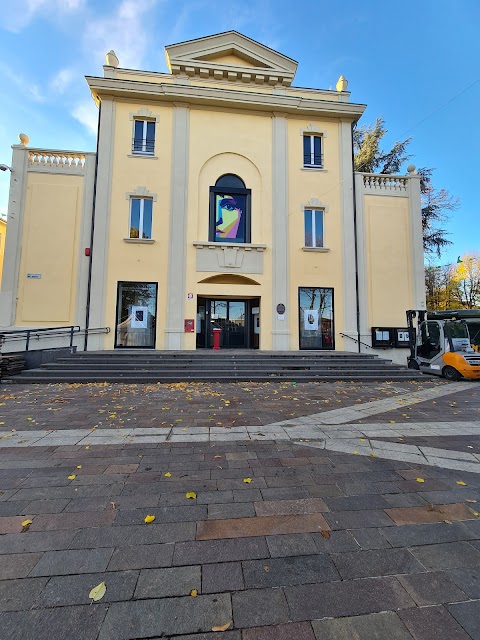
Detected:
[260,487,311,501]
[324,509,395,530]
[396,479,450,492]
[447,567,480,598]
[311,611,412,640]
[173,537,269,565]
[233,489,262,502]
[104,464,138,474]
[0,501,30,516]
[343,481,401,495]
[30,510,116,532]
[0,604,108,640]
[254,498,328,517]
[410,541,480,570]
[383,493,428,508]
[208,503,255,519]
[350,527,392,550]
[36,571,138,607]
[323,495,390,511]
[202,561,244,593]
[196,490,234,504]
[152,634,240,640]
[243,553,340,588]
[98,594,232,639]
[20,499,71,515]
[242,621,316,640]
[447,600,480,639]
[381,521,477,548]
[332,548,423,579]
[285,576,415,621]
[0,552,42,579]
[311,529,361,552]
[385,503,476,525]
[0,530,77,554]
[108,543,174,570]
[397,571,468,606]
[399,605,471,639]
[196,513,330,540]
[0,577,48,611]
[135,566,201,598]
[113,505,207,526]
[420,489,480,504]
[70,522,196,548]
[232,588,289,628]
[266,533,317,557]
[30,548,114,576]
[0,516,30,534]
[307,484,344,497]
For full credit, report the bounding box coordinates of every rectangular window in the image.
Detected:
[129,198,153,239]
[298,287,334,350]
[303,134,322,167]
[133,119,155,154]
[304,209,324,247]
[115,282,157,348]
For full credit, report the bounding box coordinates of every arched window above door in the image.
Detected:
[209,174,251,243]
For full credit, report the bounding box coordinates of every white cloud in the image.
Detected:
[0,62,45,102]
[71,100,98,135]
[49,68,75,94]
[83,0,159,69]
[1,0,85,33]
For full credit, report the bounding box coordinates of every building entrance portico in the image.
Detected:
[196,297,260,349]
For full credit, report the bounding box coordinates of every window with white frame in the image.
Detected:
[303,134,322,168]
[304,208,324,248]
[129,198,153,239]
[132,119,155,154]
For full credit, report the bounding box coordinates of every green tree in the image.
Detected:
[353,117,459,258]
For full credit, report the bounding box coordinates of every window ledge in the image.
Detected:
[302,246,330,252]
[123,238,156,244]
[302,167,327,172]
[193,241,267,252]
[128,153,157,159]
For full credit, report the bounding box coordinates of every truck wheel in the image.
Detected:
[443,365,461,381]
[408,360,420,370]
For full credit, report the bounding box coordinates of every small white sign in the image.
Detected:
[375,330,390,341]
[187,293,193,300]
[131,306,148,328]
[304,309,319,331]
[277,314,285,321]
[27,273,42,279]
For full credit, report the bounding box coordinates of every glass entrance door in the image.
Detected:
[298,287,334,350]
[209,300,246,348]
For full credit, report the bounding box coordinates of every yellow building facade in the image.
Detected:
[0,32,426,363]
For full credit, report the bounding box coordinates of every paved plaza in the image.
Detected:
[1,379,480,639]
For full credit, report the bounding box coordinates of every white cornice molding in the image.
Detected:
[86,77,366,120]
[125,186,157,201]
[129,107,160,122]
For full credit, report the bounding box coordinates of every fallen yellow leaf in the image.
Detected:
[389,420,395,424]
[85,445,90,450]
[185,492,197,499]
[164,472,172,477]
[369,453,377,457]
[144,515,156,524]
[89,581,106,602]
[360,438,366,442]
[243,478,252,483]
[466,499,477,503]
[320,530,331,539]
[190,589,198,597]
[211,622,232,632]
[456,481,467,486]
[21,519,33,527]
[353,451,359,455]
[76,465,82,469]
[68,474,76,480]
[416,478,425,483]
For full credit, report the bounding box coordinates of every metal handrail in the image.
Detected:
[339,332,374,350]
[0,326,110,352]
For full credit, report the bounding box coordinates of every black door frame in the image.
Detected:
[114,281,158,349]
[298,286,335,350]
[196,297,259,349]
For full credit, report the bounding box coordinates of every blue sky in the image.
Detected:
[0,0,478,265]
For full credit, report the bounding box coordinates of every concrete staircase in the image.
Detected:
[9,350,422,383]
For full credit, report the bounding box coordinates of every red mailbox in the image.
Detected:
[212,328,222,350]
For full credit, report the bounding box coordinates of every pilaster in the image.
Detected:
[271,113,290,350]
[165,103,190,349]
[408,173,426,310]
[354,173,369,341]
[0,145,29,327]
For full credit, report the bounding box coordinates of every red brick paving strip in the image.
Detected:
[385,503,477,526]
[29,510,116,532]
[0,516,32,534]
[196,513,330,540]
[254,498,329,517]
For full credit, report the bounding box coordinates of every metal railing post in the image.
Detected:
[25,331,30,351]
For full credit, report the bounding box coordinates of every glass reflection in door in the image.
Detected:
[209,300,246,348]
[298,287,334,350]
[115,282,157,348]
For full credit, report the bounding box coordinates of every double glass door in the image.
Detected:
[197,298,255,348]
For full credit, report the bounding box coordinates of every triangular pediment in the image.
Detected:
[165,31,297,86]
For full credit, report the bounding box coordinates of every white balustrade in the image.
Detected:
[28,150,86,171]
[362,173,409,193]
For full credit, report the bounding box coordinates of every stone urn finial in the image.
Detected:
[407,164,417,175]
[336,75,348,92]
[105,50,119,68]
[18,133,29,147]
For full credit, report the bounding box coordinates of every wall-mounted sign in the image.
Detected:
[276,303,285,314]
[184,319,195,333]
[187,293,193,300]
[27,273,42,279]
[131,306,148,328]
[277,315,285,321]
[304,309,319,331]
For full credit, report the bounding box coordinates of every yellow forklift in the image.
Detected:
[406,309,480,381]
